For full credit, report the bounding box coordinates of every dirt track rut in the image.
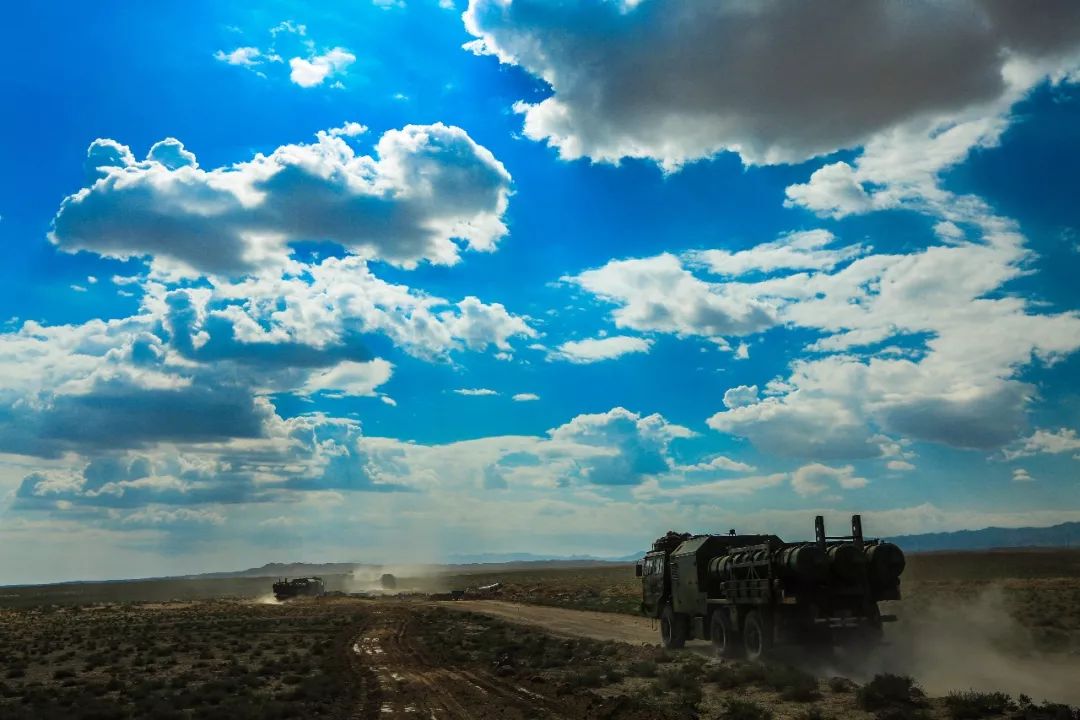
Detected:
[345,603,578,719]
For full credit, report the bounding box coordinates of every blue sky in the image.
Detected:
[2,0,1080,584]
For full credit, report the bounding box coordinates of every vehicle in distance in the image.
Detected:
[272,576,326,601]
[637,514,904,660]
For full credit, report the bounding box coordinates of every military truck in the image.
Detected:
[272,576,326,601]
[637,515,904,660]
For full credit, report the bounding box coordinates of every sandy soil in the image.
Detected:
[442,599,661,645]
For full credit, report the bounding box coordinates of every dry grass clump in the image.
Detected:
[856,673,930,720]
[721,698,774,720]
[944,690,1016,720]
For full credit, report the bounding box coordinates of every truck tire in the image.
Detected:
[710,610,741,659]
[660,604,687,649]
[742,610,772,662]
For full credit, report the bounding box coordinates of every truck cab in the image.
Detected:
[639,551,668,617]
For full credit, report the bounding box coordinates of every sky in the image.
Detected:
[2,0,1080,584]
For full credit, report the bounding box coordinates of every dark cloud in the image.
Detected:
[878,382,1032,450]
[465,0,1080,166]
[0,381,272,459]
[13,415,412,514]
[38,382,270,450]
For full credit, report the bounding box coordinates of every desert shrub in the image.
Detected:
[722,698,774,720]
[856,674,926,711]
[562,666,606,690]
[797,707,833,720]
[702,662,766,689]
[677,683,704,710]
[658,668,698,693]
[86,681,110,697]
[1013,697,1080,720]
[762,663,819,701]
[874,707,932,720]
[628,659,658,677]
[828,676,856,693]
[945,690,1014,719]
[679,660,704,680]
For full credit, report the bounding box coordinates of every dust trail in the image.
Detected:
[253,593,281,605]
[841,585,1080,704]
[346,564,446,595]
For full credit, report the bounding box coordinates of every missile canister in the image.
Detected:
[864,541,905,588]
[826,543,867,581]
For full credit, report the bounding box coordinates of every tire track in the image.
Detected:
[346,604,570,719]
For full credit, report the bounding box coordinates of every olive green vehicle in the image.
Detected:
[272,576,326,601]
[637,515,904,660]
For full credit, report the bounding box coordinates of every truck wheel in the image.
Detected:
[710,610,741,659]
[660,604,687,649]
[742,610,772,662]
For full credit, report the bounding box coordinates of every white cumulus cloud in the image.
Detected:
[791,463,868,497]
[454,388,498,396]
[214,46,263,67]
[301,359,393,397]
[553,335,652,364]
[1005,428,1080,460]
[289,47,356,87]
[52,124,512,277]
[1012,468,1035,483]
[568,254,777,341]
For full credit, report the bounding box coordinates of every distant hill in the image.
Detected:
[177,557,628,582]
[443,552,623,565]
[149,521,1080,584]
[181,562,374,580]
[887,521,1080,552]
[610,521,1080,561]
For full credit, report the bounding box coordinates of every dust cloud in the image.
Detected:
[345,565,446,595]
[857,585,1080,704]
[253,593,282,605]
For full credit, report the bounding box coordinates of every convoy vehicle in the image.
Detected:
[637,515,904,659]
[272,576,326,601]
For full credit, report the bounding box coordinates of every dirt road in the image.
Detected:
[343,603,654,719]
[442,599,660,645]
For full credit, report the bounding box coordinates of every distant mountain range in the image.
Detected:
[184,557,625,581]
[180,562,370,580]
[885,520,1080,552]
[174,521,1080,582]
